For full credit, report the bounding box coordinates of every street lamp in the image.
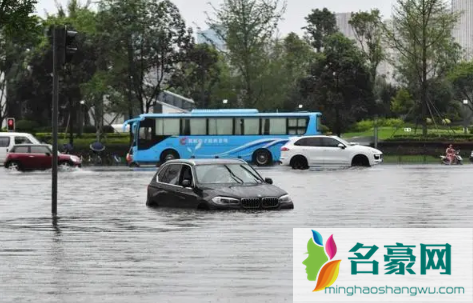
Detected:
[298,104,303,110]
[79,100,86,136]
[463,100,469,134]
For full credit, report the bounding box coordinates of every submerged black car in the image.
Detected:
[146,159,293,210]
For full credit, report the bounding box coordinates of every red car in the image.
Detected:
[3,144,82,171]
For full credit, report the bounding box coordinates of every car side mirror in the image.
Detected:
[182,179,192,187]
[265,178,273,185]
[45,152,51,156]
[338,143,346,149]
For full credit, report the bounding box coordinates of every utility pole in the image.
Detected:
[52,25,77,215]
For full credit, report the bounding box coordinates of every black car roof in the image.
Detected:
[163,158,247,166]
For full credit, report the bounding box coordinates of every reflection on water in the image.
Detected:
[0,165,473,302]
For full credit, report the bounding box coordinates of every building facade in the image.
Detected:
[335,13,397,84]
[196,26,226,51]
[452,0,473,59]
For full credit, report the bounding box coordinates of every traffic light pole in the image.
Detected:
[52,27,60,215]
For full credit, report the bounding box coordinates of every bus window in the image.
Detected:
[243,118,259,135]
[262,118,287,135]
[288,118,308,135]
[234,118,259,135]
[209,118,233,135]
[316,115,322,133]
[190,118,206,135]
[156,118,180,136]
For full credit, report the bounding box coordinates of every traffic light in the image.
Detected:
[6,118,15,132]
[64,28,77,64]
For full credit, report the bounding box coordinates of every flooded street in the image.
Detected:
[1,164,473,302]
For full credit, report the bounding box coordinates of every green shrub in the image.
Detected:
[351,120,373,132]
[385,134,473,142]
[15,120,40,133]
[383,118,404,127]
[82,125,116,133]
[83,125,96,133]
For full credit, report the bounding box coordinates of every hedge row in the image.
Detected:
[384,134,473,142]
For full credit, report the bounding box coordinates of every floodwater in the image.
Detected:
[1,164,473,302]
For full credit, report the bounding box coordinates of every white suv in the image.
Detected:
[279,135,383,169]
[0,132,41,164]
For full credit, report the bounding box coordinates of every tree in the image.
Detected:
[299,33,375,136]
[0,0,37,38]
[0,16,43,124]
[304,8,337,52]
[391,88,415,116]
[373,76,399,117]
[279,33,318,110]
[97,0,194,115]
[447,61,473,112]
[207,0,287,107]
[349,9,384,84]
[174,44,221,108]
[382,0,460,136]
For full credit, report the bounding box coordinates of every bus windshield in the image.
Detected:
[195,164,263,184]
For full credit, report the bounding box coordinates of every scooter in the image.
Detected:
[440,150,463,165]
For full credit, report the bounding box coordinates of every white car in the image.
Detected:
[279,135,383,169]
[0,132,41,165]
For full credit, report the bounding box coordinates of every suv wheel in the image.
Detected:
[290,156,308,170]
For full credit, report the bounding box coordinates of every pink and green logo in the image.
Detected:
[303,229,341,292]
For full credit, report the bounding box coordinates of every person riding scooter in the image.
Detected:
[446,144,456,165]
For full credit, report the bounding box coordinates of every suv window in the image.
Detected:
[12,146,29,153]
[295,137,323,147]
[0,137,10,147]
[15,136,33,144]
[31,146,50,154]
[321,137,341,147]
[160,164,181,185]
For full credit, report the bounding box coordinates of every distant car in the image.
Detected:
[279,135,383,169]
[146,159,294,210]
[0,132,41,165]
[4,144,82,171]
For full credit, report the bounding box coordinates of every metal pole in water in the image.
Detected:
[52,26,59,215]
[374,115,378,149]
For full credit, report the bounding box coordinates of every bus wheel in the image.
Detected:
[253,149,272,166]
[160,149,179,163]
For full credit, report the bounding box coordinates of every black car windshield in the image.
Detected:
[195,164,263,184]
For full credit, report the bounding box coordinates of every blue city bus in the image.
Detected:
[123,109,322,166]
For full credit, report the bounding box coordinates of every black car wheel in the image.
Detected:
[253,149,272,166]
[5,161,21,171]
[59,161,72,169]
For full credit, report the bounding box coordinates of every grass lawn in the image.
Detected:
[342,126,466,140]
